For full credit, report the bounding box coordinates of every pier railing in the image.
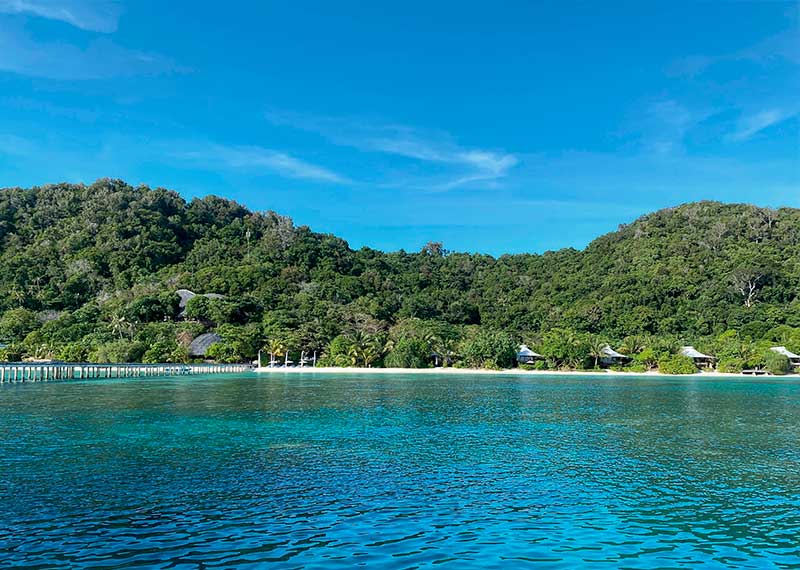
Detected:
[0,362,253,383]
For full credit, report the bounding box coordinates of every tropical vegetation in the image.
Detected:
[1,180,798,374]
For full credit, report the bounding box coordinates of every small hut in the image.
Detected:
[770,347,800,370]
[680,346,716,368]
[517,344,542,365]
[188,332,222,358]
[600,345,629,366]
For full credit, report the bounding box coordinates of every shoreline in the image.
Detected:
[253,366,783,379]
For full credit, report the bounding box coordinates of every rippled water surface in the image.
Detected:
[1,373,799,569]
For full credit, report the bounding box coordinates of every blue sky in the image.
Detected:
[0,0,797,255]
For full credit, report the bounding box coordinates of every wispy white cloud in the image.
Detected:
[0,0,120,32]
[174,143,349,184]
[729,108,797,142]
[0,132,37,157]
[667,28,800,77]
[0,24,179,79]
[620,99,714,156]
[265,110,518,190]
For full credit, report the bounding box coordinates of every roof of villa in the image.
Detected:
[680,346,714,359]
[188,333,222,356]
[517,344,542,358]
[771,346,800,359]
[601,345,628,358]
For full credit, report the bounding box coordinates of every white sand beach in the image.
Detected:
[253,366,774,379]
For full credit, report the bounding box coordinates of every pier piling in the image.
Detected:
[0,362,253,383]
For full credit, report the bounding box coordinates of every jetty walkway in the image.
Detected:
[0,362,253,383]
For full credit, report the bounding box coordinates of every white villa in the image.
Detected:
[770,346,800,370]
[600,345,629,366]
[516,344,543,364]
[680,346,716,368]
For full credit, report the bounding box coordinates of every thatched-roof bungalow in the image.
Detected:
[600,345,629,366]
[680,346,716,368]
[770,346,800,369]
[517,344,542,364]
[188,333,222,357]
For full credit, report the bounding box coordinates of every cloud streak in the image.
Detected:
[174,143,349,184]
[729,108,797,142]
[265,110,518,190]
[0,0,121,32]
[668,28,800,77]
[0,24,179,79]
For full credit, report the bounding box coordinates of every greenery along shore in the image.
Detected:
[1,180,799,375]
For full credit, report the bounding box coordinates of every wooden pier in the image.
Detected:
[0,362,253,383]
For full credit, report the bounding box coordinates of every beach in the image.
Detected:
[253,366,771,378]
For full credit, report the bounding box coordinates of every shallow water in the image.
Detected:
[1,373,799,569]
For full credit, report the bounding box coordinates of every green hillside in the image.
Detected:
[1,179,798,372]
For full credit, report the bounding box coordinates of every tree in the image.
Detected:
[459,330,516,369]
[657,354,697,375]
[587,336,608,369]
[730,268,764,308]
[764,351,791,375]
[385,337,430,368]
[108,312,134,340]
[0,308,38,341]
[264,338,286,364]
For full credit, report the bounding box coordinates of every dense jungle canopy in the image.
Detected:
[1,180,798,372]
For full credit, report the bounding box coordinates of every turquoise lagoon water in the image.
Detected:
[1,373,799,569]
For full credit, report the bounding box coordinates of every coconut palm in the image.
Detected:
[265,338,285,365]
[621,335,646,356]
[432,335,458,367]
[588,338,608,369]
[109,312,133,340]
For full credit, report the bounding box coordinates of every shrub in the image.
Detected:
[658,354,698,375]
[0,344,23,362]
[624,363,648,373]
[56,342,88,362]
[205,342,239,364]
[633,347,659,370]
[125,293,180,323]
[764,352,791,376]
[318,335,354,367]
[459,330,517,369]
[717,358,745,373]
[89,340,146,363]
[384,338,430,368]
[0,308,39,342]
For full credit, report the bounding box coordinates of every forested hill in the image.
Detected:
[0,179,798,366]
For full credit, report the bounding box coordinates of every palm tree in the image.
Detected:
[109,312,133,340]
[621,335,646,356]
[265,338,285,365]
[432,336,458,367]
[588,337,607,369]
[346,343,360,366]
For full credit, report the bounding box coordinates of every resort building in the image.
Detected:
[680,346,716,368]
[770,346,800,370]
[188,332,222,358]
[176,289,226,317]
[600,345,629,366]
[517,344,543,364]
